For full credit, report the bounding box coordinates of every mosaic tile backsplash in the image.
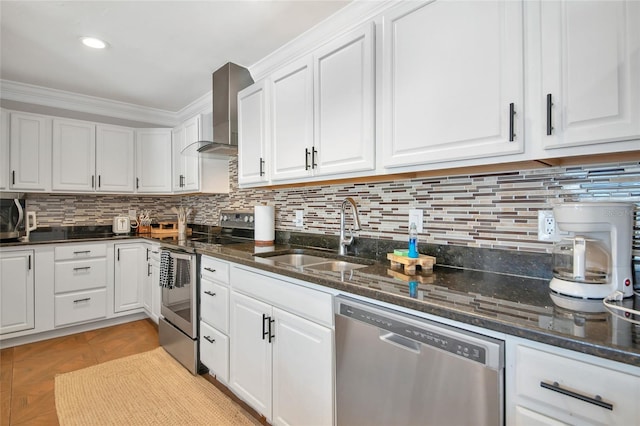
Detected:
[25,158,640,257]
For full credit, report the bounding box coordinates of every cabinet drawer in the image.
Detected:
[515,345,639,425]
[55,243,107,260]
[54,288,107,327]
[54,258,107,293]
[201,278,229,333]
[201,256,229,284]
[231,266,333,327]
[200,321,229,384]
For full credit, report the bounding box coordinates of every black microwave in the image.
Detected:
[0,192,25,241]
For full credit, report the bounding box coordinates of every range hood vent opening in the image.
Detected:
[193,62,254,158]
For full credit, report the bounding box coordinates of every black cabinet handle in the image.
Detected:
[73,250,91,255]
[546,93,553,135]
[509,103,516,142]
[12,170,15,185]
[92,175,95,188]
[147,263,152,276]
[73,298,91,303]
[540,381,613,411]
[268,317,275,343]
[28,255,31,270]
[204,291,216,296]
[117,248,120,261]
[73,266,91,271]
[203,267,216,273]
[204,335,215,344]
[305,148,310,170]
[98,175,101,188]
[312,147,318,169]
[259,157,265,177]
[136,177,139,189]
[146,248,150,261]
[262,314,269,340]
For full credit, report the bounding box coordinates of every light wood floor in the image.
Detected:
[1,319,159,426]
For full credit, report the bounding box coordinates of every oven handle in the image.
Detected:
[160,247,195,260]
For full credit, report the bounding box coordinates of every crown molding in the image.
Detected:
[176,90,212,123]
[0,79,180,127]
[249,0,396,81]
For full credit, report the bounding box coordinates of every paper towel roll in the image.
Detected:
[254,205,275,246]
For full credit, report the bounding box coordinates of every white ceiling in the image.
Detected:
[0,1,350,114]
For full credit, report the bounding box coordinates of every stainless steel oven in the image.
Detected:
[158,247,199,374]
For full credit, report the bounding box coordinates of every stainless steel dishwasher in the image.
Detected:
[335,296,504,426]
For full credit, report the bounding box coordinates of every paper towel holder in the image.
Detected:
[254,205,275,247]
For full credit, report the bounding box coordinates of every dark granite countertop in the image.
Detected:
[3,229,639,367]
[190,241,640,367]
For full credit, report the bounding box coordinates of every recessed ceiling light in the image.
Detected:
[81,37,108,49]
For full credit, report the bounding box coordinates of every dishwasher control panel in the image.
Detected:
[339,303,488,365]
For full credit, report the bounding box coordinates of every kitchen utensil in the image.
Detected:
[549,202,634,299]
[25,211,37,240]
[112,216,131,234]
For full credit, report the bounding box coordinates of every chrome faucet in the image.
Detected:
[339,197,362,255]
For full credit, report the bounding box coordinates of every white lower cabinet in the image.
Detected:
[229,265,334,425]
[0,249,35,335]
[114,243,145,313]
[508,338,640,425]
[143,244,161,323]
[53,243,108,327]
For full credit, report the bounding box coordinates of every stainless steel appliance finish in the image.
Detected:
[335,296,505,426]
[0,193,25,241]
[183,63,254,158]
[159,248,199,374]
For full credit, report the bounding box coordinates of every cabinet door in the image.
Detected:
[200,321,230,384]
[0,109,9,191]
[52,118,96,191]
[229,291,272,419]
[382,0,524,168]
[0,250,34,335]
[135,129,172,193]
[182,116,200,191]
[238,80,270,185]
[143,245,161,323]
[272,307,334,426]
[541,0,640,149]
[270,58,314,181]
[114,243,144,312]
[201,277,229,333]
[314,22,375,176]
[171,125,185,192]
[9,112,51,191]
[96,124,135,192]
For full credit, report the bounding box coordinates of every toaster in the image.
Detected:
[112,216,131,234]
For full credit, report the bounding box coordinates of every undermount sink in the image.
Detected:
[255,249,373,272]
[305,261,368,272]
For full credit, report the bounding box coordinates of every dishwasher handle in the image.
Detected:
[379,331,421,354]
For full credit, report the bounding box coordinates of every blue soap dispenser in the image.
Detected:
[408,222,419,258]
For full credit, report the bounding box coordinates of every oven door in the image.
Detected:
[160,250,197,339]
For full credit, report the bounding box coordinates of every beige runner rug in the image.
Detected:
[55,347,261,426]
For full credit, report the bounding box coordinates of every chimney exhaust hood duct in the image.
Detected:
[182,62,254,158]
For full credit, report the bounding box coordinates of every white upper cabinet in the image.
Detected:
[381,0,524,169]
[539,0,640,150]
[135,128,172,193]
[238,80,270,186]
[52,118,96,191]
[270,58,314,181]
[96,124,135,192]
[313,22,375,176]
[268,22,375,183]
[172,115,200,192]
[9,112,51,192]
[0,109,9,191]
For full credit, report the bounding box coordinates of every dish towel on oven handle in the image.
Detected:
[159,250,173,289]
[174,258,191,288]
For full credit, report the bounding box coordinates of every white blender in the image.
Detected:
[549,202,635,300]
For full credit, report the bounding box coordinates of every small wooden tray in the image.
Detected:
[387,268,435,284]
[387,253,436,275]
[150,222,192,236]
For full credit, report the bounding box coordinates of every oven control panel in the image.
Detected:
[219,210,255,229]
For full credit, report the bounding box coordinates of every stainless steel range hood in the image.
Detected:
[184,62,254,158]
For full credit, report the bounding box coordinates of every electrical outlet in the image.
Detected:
[294,210,304,227]
[409,209,424,232]
[538,210,562,241]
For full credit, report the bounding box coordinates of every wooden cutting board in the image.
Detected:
[387,253,436,275]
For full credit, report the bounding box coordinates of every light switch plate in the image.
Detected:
[409,209,423,233]
[294,210,304,227]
